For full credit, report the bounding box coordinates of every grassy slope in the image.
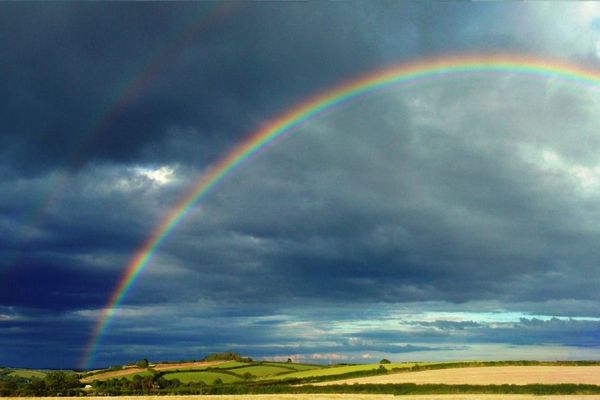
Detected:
[83,361,420,385]
[7,369,47,379]
[232,365,293,377]
[262,362,321,371]
[259,362,418,381]
[81,367,148,382]
[83,361,235,382]
[84,361,325,384]
[121,370,155,380]
[162,371,241,384]
[211,361,249,369]
[153,361,244,372]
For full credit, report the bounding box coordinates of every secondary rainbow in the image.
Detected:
[6,3,239,289]
[81,54,600,368]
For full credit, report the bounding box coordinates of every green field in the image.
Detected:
[84,369,154,381]
[262,362,321,371]
[122,370,154,380]
[211,361,249,369]
[7,369,47,379]
[80,360,424,386]
[148,362,420,384]
[260,362,418,381]
[158,361,326,383]
[157,361,247,372]
[232,365,294,377]
[162,370,242,384]
[82,359,441,387]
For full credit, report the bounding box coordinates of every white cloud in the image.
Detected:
[519,145,600,196]
[134,166,175,185]
[509,3,600,59]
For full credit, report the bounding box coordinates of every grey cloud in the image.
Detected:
[144,77,600,309]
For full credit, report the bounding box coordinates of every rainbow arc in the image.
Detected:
[81,54,600,368]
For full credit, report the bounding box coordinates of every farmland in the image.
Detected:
[81,368,155,383]
[5,370,47,380]
[231,365,294,377]
[82,358,330,385]
[259,362,416,381]
[73,359,600,397]
[314,365,600,386]
[161,371,242,384]
[261,362,320,371]
[80,361,234,383]
[153,361,233,372]
[8,357,600,396]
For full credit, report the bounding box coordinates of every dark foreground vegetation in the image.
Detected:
[6,378,600,397]
[0,370,80,396]
[164,383,600,396]
[3,358,600,396]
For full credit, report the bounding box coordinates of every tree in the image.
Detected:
[203,352,241,361]
[242,372,255,380]
[379,358,391,364]
[136,358,149,368]
[44,371,80,395]
[45,371,67,390]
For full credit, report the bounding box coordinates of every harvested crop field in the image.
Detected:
[151,360,227,371]
[9,396,600,400]
[80,367,148,382]
[315,366,600,386]
[81,361,228,382]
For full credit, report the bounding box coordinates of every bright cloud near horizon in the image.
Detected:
[3,1,600,369]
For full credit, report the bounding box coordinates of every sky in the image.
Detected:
[3,1,600,369]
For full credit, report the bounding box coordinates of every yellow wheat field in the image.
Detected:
[9,396,600,400]
[314,366,600,386]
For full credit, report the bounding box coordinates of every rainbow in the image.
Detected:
[80,54,600,368]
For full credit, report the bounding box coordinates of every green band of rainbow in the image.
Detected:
[80,54,600,368]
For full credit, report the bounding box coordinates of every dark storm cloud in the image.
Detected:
[0,256,117,311]
[0,306,90,368]
[0,1,533,175]
[0,163,196,315]
[0,2,390,173]
[122,75,600,325]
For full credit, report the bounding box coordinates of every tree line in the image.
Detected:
[0,371,80,396]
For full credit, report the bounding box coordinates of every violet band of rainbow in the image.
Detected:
[80,54,600,368]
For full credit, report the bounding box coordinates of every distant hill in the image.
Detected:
[203,352,252,362]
